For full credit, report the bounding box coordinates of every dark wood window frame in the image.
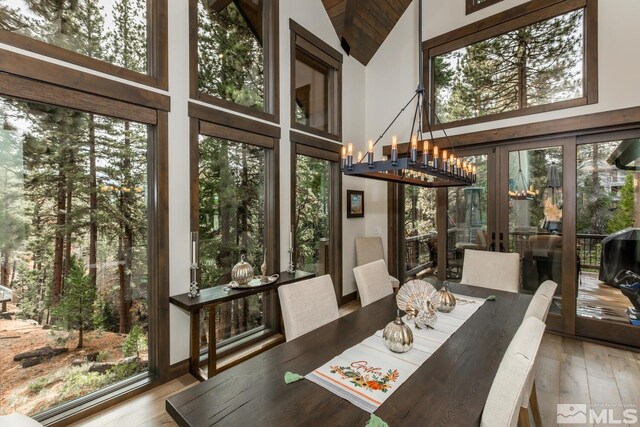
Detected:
[0,56,170,426]
[424,0,598,131]
[188,102,282,359]
[290,19,343,142]
[189,0,280,123]
[0,0,168,90]
[289,130,345,303]
[466,0,505,15]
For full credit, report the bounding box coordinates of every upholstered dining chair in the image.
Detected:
[519,279,557,427]
[0,413,43,426]
[481,317,546,427]
[354,237,400,289]
[353,260,394,307]
[278,274,339,342]
[524,280,558,322]
[460,249,520,293]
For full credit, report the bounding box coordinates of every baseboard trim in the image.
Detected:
[168,359,190,380]
[340,291,358,306]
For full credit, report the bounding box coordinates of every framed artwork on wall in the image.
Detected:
[347,190,364,218]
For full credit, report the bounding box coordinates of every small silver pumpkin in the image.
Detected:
[436,282,457,313]
[383,312,413,353]
[231,254,254,285]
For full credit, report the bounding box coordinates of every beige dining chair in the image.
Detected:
[524,280,558,322]
[0,413,43,426]
[519,279,557,427]
[278,274,339,342]
[460,249,520,293]
[481,317,546,427]
[353,259,394,307]
[354,236,400,289]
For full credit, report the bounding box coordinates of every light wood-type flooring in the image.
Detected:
[71,310,640,426]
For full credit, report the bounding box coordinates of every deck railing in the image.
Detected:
[404,231,606,274]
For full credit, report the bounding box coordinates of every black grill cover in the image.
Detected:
[599,228,640,286]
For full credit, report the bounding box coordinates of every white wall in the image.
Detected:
[363,0,640,273]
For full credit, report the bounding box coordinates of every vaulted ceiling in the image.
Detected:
[321,0,413,66]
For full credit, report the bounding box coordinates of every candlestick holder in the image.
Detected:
[287,247,296,273]
[188,231,200,298]
[188,262,200,298]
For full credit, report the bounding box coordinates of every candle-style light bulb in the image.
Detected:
[433,146,439,169]
[442,149,448,171]
[347,143,353,156]
[367,139,374,167]
[462,160,468,178]
[422,140,429,167]
[341,146,347,170]
[410,135,418,164]
[472,165,477,182]
[391,135,398,164]
[346,143,353,169]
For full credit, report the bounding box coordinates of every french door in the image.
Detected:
[394,135,640,346]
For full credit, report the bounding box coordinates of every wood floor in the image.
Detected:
[71,322,640,426]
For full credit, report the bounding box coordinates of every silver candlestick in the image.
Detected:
[188,262,200,298]
[188,231,200,298]
[287,247,296,273]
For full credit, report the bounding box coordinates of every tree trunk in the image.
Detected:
[1,250,10,287]
[516,34,527,110]
[118,121,133,334]
[52,166,67,307]
[64,178,73,278]
[89,114,98,290]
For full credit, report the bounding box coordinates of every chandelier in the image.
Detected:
[509,150,539,200]
[341,0,475,188]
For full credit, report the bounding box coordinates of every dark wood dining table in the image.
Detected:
[166,282,532,426]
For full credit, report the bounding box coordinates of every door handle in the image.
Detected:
[489,232,496,252]
[499,233,505,252]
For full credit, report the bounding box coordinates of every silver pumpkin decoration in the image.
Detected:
[231,254,254,285]
[436,283,457,313]
[383,312,413,353]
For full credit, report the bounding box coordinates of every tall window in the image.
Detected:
[290,20,342,141]
[294,154,330,274]
[193,0,278,120]
[427,0,596,127]
[0,95,151,417]
[0,0,166,87]
[189,110,279,357]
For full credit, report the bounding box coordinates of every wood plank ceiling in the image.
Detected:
[322,0,413,66]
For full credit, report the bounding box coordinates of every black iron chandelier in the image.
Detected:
[341,0,475,188]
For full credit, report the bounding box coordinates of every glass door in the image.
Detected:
[574,135,640,347]
[498,139,574,332]
[445,148,497,280]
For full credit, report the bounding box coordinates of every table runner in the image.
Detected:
[305,294,486,413]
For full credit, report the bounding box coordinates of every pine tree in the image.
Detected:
[55,256,96,348]
[608,174,636,233]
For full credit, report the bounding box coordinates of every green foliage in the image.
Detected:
[122,324,147,358]
[54,256,96,348]
[27,376,51,395]
[295,155,329,273]
[197,0,264,109]
[93,298,119,332]
[109,362,139,381]
[96,350,110,363]
[608,174,636,233]
[436,10,583,122]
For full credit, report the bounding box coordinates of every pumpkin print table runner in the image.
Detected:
[305,293,486,413]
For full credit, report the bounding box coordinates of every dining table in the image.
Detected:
[166,282,533,426]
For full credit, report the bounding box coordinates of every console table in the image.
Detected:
[170,270,315,380]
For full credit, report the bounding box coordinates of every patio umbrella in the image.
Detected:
[542,163,562,232]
